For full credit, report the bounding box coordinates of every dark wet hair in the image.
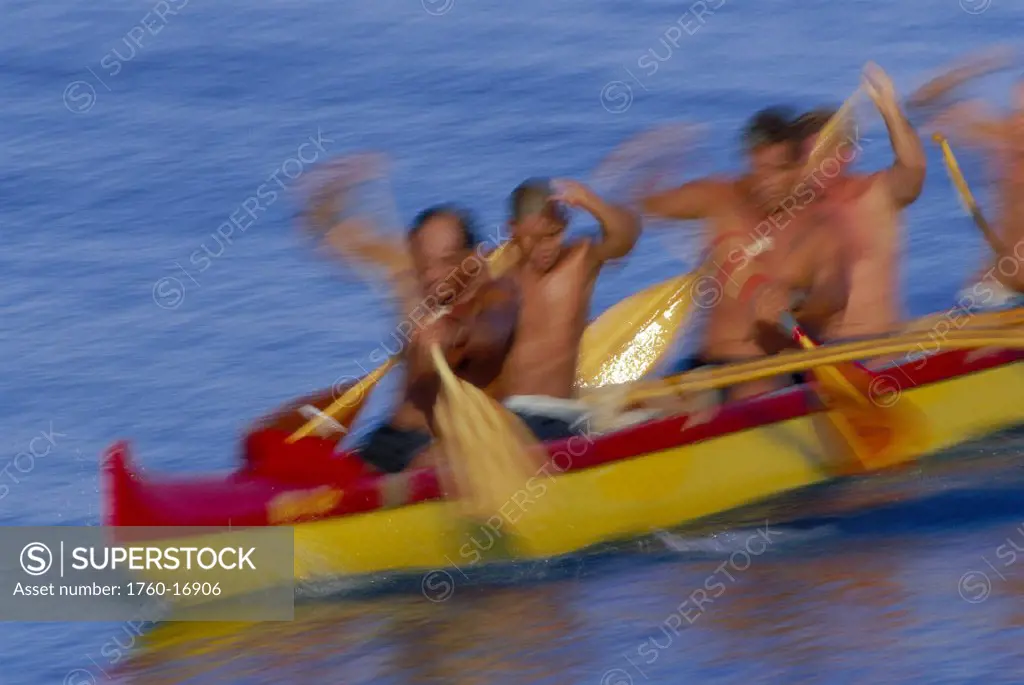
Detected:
[509,177,568,224]
[793,107,839,141]
[408,204,479,249]
[742,106,799,153]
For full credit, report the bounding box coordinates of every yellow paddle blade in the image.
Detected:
[803,87,862,174]
[789,328,928,473]
[287,357,398,442]
[430,344,545,522]
[576,272,697,389]
[811,364,927,473]
[485,241,520,279]
[288,243,520,443]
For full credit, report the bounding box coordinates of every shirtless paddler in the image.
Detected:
[791,63,927,341]
[923,70,1024,310]
[636,108,845,398]
[300,165,519,474]
[496,178,641,439]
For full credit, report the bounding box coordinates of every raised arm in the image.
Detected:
[928,100,1010,150]
[906,46,1014,111]
[320,216,412,283]
[552,179,641,264]
[863,63,927,208]
[639,177,726,222]
[304,170,419,310]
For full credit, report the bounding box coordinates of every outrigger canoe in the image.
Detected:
[103,324,1024,584]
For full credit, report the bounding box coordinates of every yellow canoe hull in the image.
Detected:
[105,347,1024,586]
[289,353,1024,581]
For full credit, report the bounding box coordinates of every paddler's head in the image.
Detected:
[741,106,801,212]
[508,178,569,273]
[794,108,834,157]
[794,106,858,172]
[408,204,481,306]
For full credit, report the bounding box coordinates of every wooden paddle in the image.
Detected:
[287,359,399,443]
[287,242,515,443]
[623,317,1023,406]
[576,272,696,389]
[620,319,1023,408]
[580,87,864,391]
[932,132,1008,256]
[430,343,545,522]
[578,227,792,390]
[803,86,863,175]
[290,239,703,440]
[777,312,928,472]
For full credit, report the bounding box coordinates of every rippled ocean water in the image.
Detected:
[2,0,1024,682]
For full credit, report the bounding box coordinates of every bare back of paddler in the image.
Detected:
[641,107,806,399]
[497,178,640,440]
[796,64,926,341]
[310,184,518,474]
[932,80,1024,308]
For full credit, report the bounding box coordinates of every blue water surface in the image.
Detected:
[2,0,1024,682]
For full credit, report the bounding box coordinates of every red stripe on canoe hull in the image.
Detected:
[103,348,1022,529]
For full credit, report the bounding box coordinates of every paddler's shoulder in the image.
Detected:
[565,238,608,273]
[846,172,892,205]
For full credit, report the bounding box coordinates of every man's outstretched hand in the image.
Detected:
[862,62,900,115]
[301,153,389,237]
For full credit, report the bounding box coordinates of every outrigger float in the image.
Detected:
[102,310,1024,584]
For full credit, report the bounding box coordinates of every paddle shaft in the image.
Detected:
[778,312,874,405]
[287,357,399,442]
[803,87,862,175]
[620,326,1024,403]
[933,133,1008,257]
